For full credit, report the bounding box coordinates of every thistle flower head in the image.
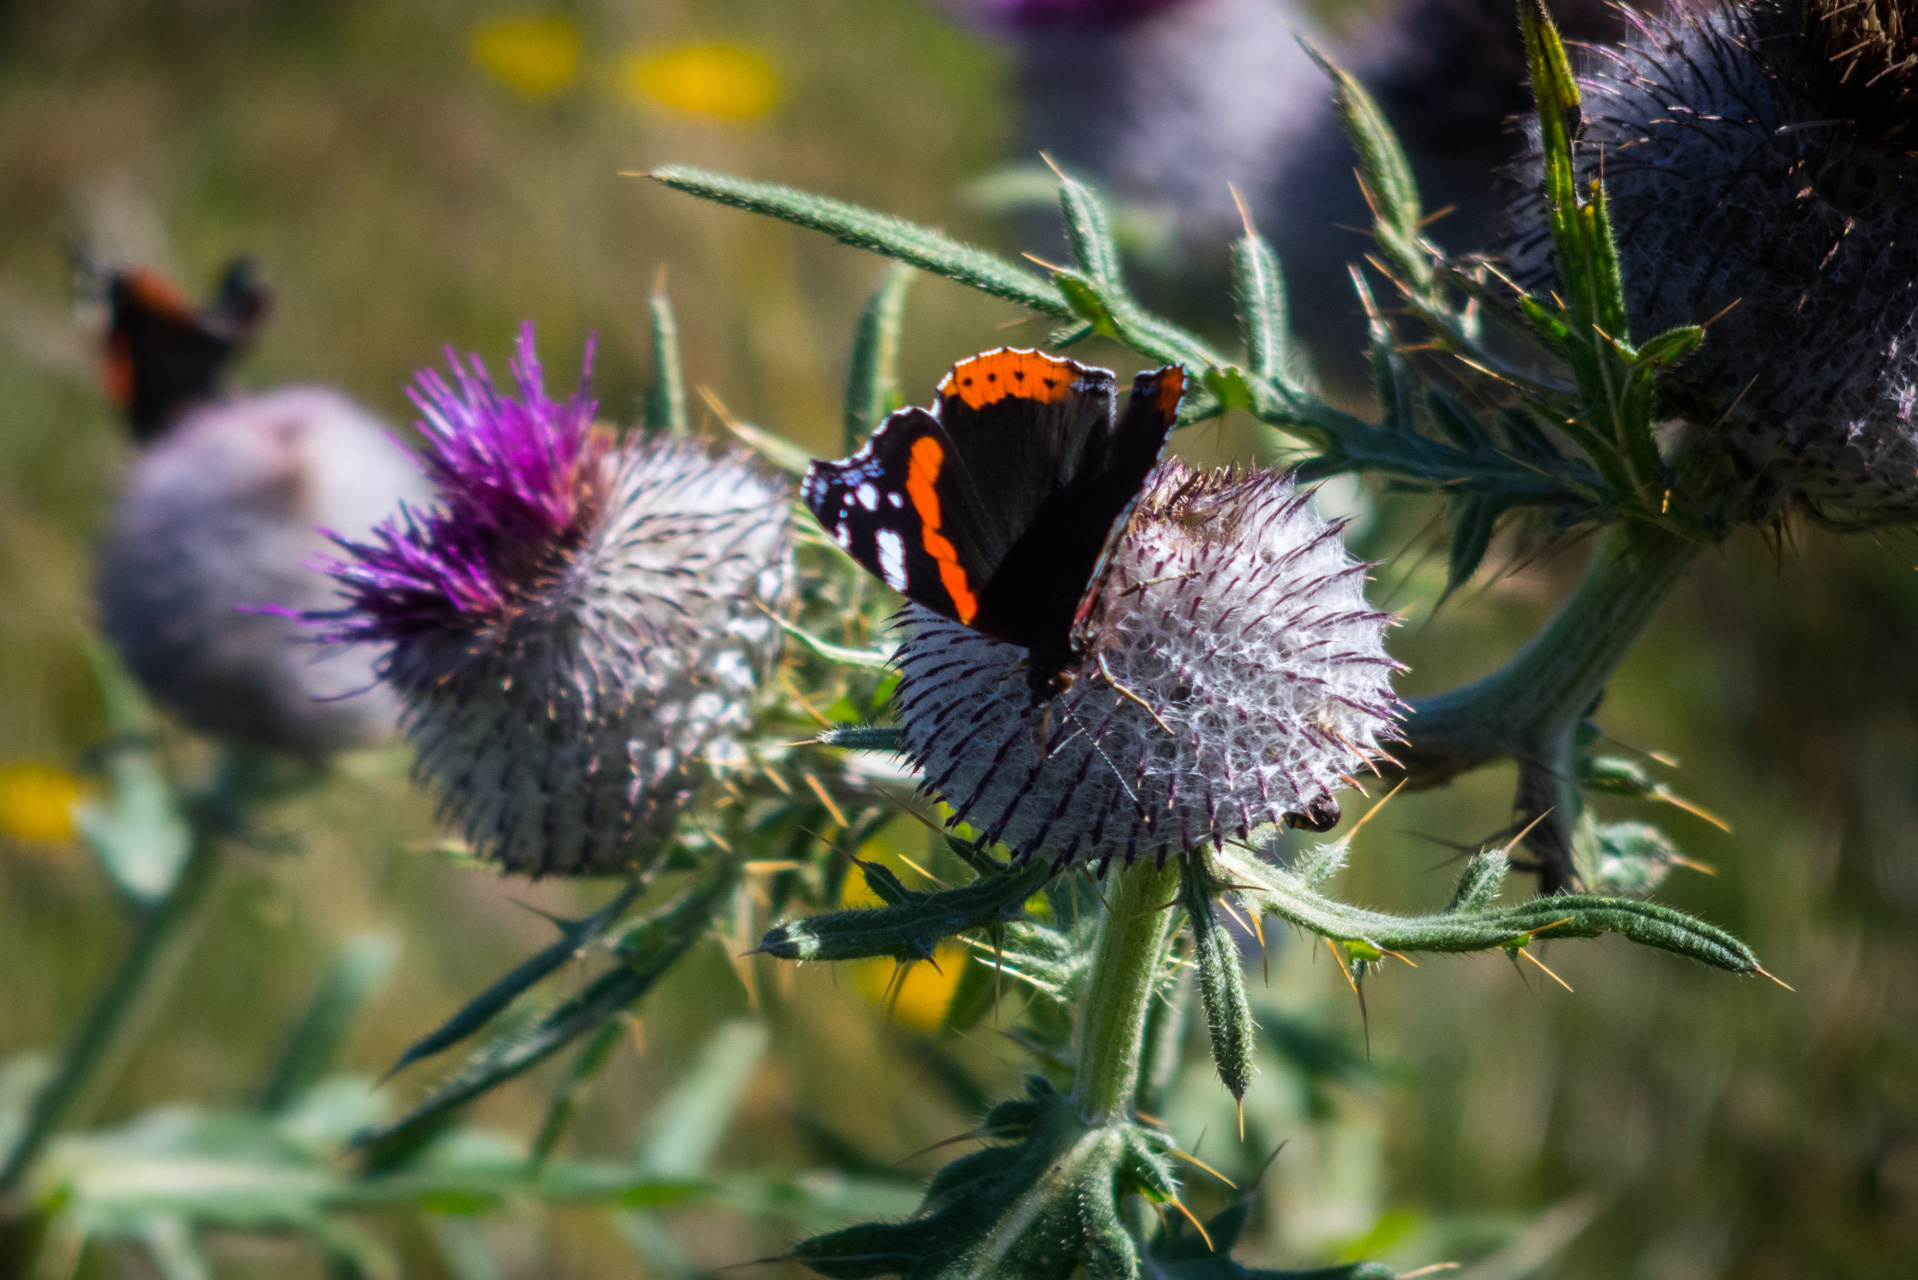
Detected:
[895,463,1400,870]
[324,325,793,876]
[98,387,429,757]
[1503,0,1918,526]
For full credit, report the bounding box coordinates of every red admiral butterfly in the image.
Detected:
[804,348,1184,693]
[90,257,273,442]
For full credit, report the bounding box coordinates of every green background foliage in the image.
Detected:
[0,2,1912,1277]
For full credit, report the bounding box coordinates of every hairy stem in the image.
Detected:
[1073,858,1181,1127]
[1392,521,1702,886]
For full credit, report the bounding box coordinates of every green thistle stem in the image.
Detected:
[0,835,222,1200]
[1399,522,1699,776]
[1394,521,1702,883]
[1072,858,1181,1126]
[0,750,267,1202]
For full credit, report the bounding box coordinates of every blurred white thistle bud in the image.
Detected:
[895,462,1400,869]
[1504,0,1918,526]
[93,259,430,758]
[317,325,792,877]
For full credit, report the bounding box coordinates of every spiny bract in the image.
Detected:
[322,325,792,876]
[895,462,1401,869]
[1504,0,1918,527]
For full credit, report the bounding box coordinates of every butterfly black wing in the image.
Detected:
[104,259,271,442]
[805,349,1185,673]
[805,350,1113,639]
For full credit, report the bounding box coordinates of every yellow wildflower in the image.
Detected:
[471,14,581,100]
[0,763,80,845]
[622,44,779,122]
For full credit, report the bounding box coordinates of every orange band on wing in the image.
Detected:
[121,269,198,322]
[1155,366,1187,417]
[937,348,1076,410]
[905,435,979,623]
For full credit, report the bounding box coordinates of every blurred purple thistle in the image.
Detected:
[323,323,605,639]
[983,0,1189,29]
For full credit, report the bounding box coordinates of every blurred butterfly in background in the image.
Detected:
[74,253,273,442]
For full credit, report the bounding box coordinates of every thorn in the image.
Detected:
[1168,1198,1215,1253]
[1515,945,1575,993]
[1381,947,1418,969]
[893,1130,984,1166]
[1655,789,1733,834]
[1523,916,1576,941]
[1078,864,1113,913]
[1345,778,1408,841]
[743,860,802,875]
[1699,296,1742,329]
[1399,1265,1464,1277]
[708,1254,793,1274]
[801,770,850,829]
[1021,251,1068,274]
[1168,1147,1238,1189]
[505,897,572,929]
[778,671,833,727]
[1133,1109,1168,1128]
[1229,182,1256,236]
[1237,1096,1245,1143]
[1499,808,1554,855]
[893,849,947,887]
[1097,653,1175,734]
[1327,938,1370,1057]
[1755,966,1796,992]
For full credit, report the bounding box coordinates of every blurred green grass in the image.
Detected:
[0,2,1913,1278]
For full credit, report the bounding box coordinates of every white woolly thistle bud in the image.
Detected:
[98,388,429,757]
[317,325,793,877]
[1504,0,1918,526]
[895,462,1401,870]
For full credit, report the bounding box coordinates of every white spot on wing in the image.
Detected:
[888,491,904,508]
[876,529,907,591]
[857,483,879,511]
[834,523,852,550]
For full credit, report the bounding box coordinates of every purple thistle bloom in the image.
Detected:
[319,324,794,876]
[324,324,606,637]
